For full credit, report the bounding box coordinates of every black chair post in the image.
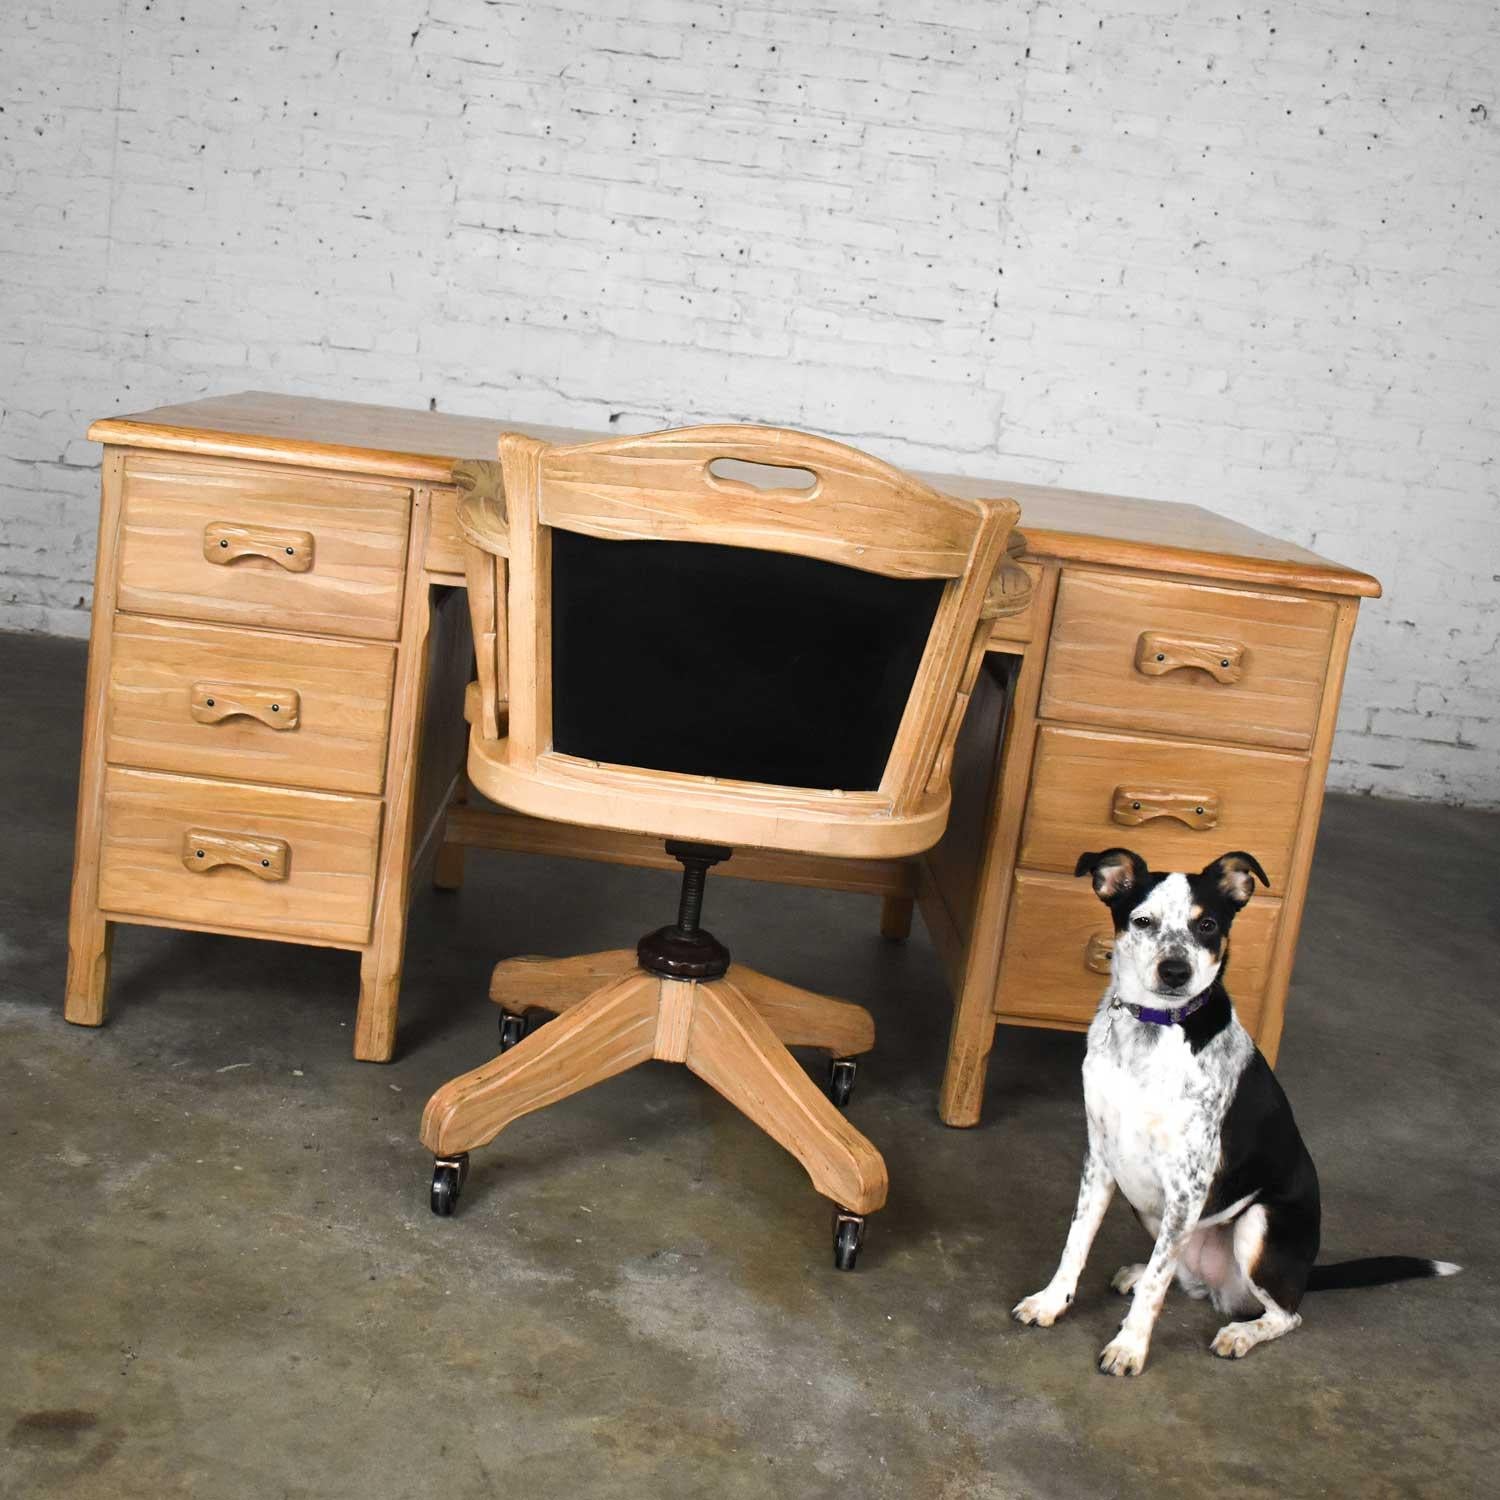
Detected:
[636,841,734,979]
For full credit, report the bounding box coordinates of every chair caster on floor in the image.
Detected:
[833,1210,865,1271]
[430,1153,470,1217]
[498,1011,527,1052]
[827,1058,857,1108]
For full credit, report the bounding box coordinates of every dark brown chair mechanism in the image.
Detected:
[422,425,1025,1268]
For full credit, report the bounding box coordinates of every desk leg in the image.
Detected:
[355,499,438,1061]
[938,570,1055,1127]
[64,452,125,1028]
[879,894,914,941]
[64,914,113,1026]
[432,777,468,891]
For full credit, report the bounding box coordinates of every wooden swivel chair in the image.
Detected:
[421,425,1023,1268]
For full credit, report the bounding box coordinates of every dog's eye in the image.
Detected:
[1196,916,1219,936]
[1130,914,1153,930]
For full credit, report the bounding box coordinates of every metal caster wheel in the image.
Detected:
[430,1153,469,1217]
[498,1011,527,1052]
[827,1058,857,1108]
[833,1211,865,1271]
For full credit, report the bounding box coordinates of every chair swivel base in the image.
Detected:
[420,847,886,1268]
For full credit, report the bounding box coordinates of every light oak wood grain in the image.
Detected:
[487,951,874,1056]
[424,487,467,578]
[106,615,395,795]
[116,452,412,640]
[717,967,876,1056]
[355,487,438,1060]
[188,681,302,731]
[203,520,314,572]
[68,396,1377,1131]
[471,425,1016,857]
[1135,630,1245,685]
[467,743,952,860]
[445,806,917,898]
[1253,595,1361,1066]
[687,977,887,1214]
[538,425,992,579]
[98,767,382,945]
[91,392,1380,597]
[921,656,1012,970]
[932,565,1060,1125]
[421,970,661,1155]
[408,585,474,897]
[421,966,887,1213]
[489,950,640,1012]
[994,868,1278,1041]
[654,977,696,1062]
[421,422,966,1220]
[182,828,290,880]
[986,560,1042,644]
[1041,570,1337,751]
[64,450,127,1026]
[1018,725,1308,887]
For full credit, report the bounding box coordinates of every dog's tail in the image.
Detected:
[1307,1257,1460,1292]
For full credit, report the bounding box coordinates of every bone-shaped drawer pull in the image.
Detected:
[182,829,290,881]
[189,683,301,731]
[203,522,315,572]
[1111,787,1220,830]
[1084,933,1114,975]
[1134,631,1245,685]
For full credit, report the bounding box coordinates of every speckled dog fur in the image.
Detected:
[1013,848,1458,1377]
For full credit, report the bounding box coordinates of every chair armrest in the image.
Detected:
[980,528,1032,620]
[453,460,510,557]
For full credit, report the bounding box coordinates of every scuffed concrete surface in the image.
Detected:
[1,630,1496,1498]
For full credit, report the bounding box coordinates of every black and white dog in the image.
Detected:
[1013,848,1457,1376]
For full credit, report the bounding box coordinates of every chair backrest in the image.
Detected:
[458,425,1023,847]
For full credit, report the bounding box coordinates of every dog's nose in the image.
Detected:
[1157,956,1193,990]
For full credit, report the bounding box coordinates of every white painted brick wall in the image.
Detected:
[3,0,1497,803]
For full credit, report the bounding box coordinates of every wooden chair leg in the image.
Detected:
[489,948,638,1016]
[688,978,888,1215]
[880,894,915,941]
[421,969,658,1156]
[725,965,875,1056]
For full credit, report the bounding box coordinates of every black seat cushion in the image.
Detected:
[550,529,945,792]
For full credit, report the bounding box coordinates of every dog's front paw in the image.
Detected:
[1110,1263,1145,1296]
[1012,1287,1073,1328]
[1210,1322,1260,1359]
[1097,1331,1150,1377]
[1211,1313,1297,1360]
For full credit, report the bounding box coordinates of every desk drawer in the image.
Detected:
[1019,726,1307,890]
[98,767,382,946]
[1040,571,1336,751]
[116,454,411,640]
[106,616,396,795]
[994,869,1278,1039]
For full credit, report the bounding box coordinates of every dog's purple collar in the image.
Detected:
[1113,988,1213,1027]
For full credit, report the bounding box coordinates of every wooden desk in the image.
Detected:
[64,393,1379,1125]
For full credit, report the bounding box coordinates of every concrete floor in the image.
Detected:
[1,628,1496,1500]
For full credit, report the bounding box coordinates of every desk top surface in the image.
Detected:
[89,391,1380,598]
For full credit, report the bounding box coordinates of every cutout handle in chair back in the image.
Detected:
[705,456,818,495]
[536,425,988,580]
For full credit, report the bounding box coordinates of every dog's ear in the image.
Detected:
[1202,852,1269,908]
[1075,849,1148,902]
